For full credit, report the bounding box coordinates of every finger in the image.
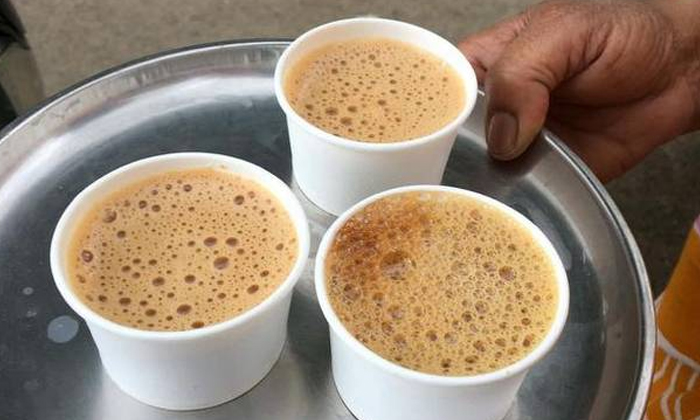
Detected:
[546,84,690,182]
[552,1,672,105]
[458,13,529,82]
[484,3,603,160]
[544,119,629,183]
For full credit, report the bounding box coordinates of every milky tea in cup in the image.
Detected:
[275,18,478,215]
[324,190,558,375]
[67,168,298,331]
[284,37,465,143]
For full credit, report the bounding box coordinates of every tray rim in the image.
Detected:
[0,39,655,420]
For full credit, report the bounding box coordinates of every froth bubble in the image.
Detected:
[499,266,515,281]
[152,277,165,286]
[177,304,191,315]
[393,334,407,347]
[102,209,117,223]
[204,237,217,247]
[247,284,259,294]
[379,250,414,281]
[81,250,93,263]
[343,284,360,301]
[388,305,403,320]
[118,297,131,306]
[213,257,229,270]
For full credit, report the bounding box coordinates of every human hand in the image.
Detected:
[459,0,700,182]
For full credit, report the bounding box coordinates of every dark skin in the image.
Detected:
[458,0,700,182]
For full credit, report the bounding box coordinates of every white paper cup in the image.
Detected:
[274,18,478,215]
[50,153,310,410]
[315,185,569,420]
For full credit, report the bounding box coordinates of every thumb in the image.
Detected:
[484,5,600,160]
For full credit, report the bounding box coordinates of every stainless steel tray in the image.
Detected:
[0,41,654,420]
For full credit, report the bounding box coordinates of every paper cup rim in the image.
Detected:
[50,152,310,342]
[314,185,570,385]
[273,17,479,152]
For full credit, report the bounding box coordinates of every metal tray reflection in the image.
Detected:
[0,41,653,420]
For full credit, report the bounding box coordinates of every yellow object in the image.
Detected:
[647,219,700,420]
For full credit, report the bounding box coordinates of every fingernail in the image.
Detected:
[487,112,518,159]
